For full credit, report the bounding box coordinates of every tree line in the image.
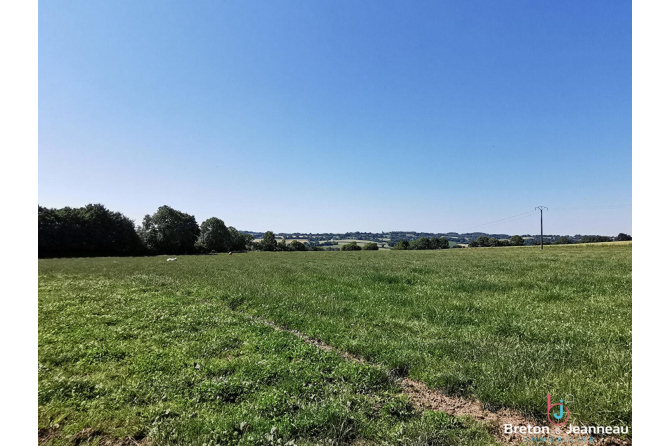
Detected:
[39,204,145,258]
[468,235,525,247]
[39,204,252,258]
[38,203,632,258]
[391,237,451,250]
[253,231,312,252]
[467,233,632,248]
[38,204,348,258]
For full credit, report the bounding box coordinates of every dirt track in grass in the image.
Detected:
[249,314,631,446]
[39,427,151,446]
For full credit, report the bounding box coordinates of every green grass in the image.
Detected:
[39,270,497,445]
[39,243,631,444]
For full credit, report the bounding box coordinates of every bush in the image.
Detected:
[362,243,379,251]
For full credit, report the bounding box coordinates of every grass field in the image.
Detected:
[39,243,631,444]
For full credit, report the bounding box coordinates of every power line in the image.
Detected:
[550,204,632,212]
[458,203,628,234]
[459,210,536,232]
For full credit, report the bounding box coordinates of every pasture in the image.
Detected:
[39,243,631,444]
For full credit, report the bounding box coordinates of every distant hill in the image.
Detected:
[239,230,626,247]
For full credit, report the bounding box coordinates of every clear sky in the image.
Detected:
[38,0,631,235]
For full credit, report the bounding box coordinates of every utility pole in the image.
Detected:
[535,206,548,249]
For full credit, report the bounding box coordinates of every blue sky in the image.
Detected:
[39,0,631,235]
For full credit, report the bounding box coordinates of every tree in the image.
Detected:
[227,227,251,251]
[39,204,144,258]
[138,205,200,254]
[476,236,491,247]
[410,237,431,250]
[554,236,571,245]
[510,235,524,246]
[468,240,479,248]
[341,242,362,251]
[197,217,231,252]
[259,231,278,251]
[393,240,410,250]
[615,233,632,241]
[289,240,307,251]
[363,242,379,250]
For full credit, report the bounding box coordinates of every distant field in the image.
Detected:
[39,244,631,444]
[330,239,392,249]
[251,238,465,249]
[261,239,394,249]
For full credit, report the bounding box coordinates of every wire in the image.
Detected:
[458,203,631,234]
[550,204,632,212]
[459,210,536,232]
